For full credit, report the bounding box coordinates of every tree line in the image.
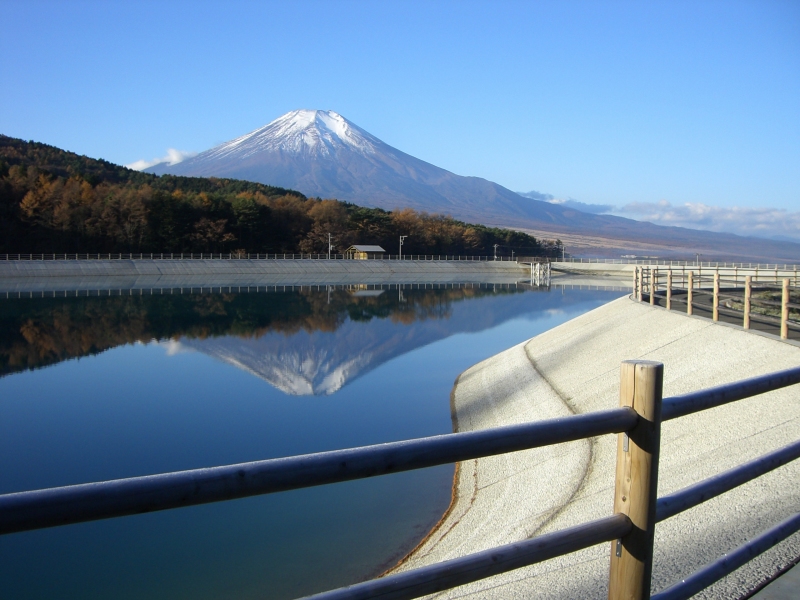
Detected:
[0,135,557,257]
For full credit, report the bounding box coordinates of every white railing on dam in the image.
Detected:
[0,253,531,262]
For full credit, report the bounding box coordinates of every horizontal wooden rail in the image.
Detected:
[0,408,637,535]
[656,439,800,522]
[660,295,800,327]
[651,512,800,600]
[662,366,800,421]
[304,514,632,600]
[715,308,800,330]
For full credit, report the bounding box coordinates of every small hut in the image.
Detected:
[345,245,386,260]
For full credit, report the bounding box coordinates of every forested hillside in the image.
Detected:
[0,135,549,257]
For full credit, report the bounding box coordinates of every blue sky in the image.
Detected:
[2,0,798,239]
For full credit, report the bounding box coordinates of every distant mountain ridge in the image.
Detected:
[145,110,800,262]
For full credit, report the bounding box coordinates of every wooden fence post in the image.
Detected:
[687,272,694,316]
[637,268,643,302]
[666,270,672,311]
[649,268,656,305]
[713,270,720,322]
[782,278,790,340]
[744,276,752,330]
[608,360,664,600]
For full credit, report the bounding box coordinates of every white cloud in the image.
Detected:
[126,148,196,171]
[614,200,800,242]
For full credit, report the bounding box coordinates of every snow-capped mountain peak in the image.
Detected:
[143,108,581,227]
[206,109,379,160]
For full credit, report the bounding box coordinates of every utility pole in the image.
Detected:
[328,233,332,260]
[493,244,499,261]
[400,235,408,260]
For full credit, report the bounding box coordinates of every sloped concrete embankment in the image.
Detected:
[0,259,528,293]
[393,296,800,599]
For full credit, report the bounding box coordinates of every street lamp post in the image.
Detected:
[493,244,499,261]
[328,233,332,260]
[400,235,407,260]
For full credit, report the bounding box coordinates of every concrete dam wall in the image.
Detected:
[0,258,530,293]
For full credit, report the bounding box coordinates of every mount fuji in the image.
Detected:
[145,109,595,227]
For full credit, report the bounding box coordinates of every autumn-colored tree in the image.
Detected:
[300,199,351,253]
[190,217,236,252]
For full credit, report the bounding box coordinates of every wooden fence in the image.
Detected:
[633,266,800,340]
[1,361,799,599]
[562,257,800,271]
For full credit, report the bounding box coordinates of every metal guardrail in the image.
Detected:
[1,364,798,599]
[0,253,527,262]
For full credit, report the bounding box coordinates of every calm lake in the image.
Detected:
[0,282,625,599]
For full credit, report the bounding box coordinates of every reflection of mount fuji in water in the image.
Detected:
[178,287,585,396]
[1,282,619,385]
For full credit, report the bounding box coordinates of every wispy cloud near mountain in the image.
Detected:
[127,148,196,171]
[521,188,800,241]
[614,200,800,242]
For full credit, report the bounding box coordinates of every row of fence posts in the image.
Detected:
[634,266,794,340]
[567,257,800,273]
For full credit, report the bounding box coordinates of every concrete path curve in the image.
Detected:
[392,296,800,599]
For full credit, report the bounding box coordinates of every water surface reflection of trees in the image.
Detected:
[0,287,519,377]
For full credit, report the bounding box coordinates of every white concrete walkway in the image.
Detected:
[392,296,800,599]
